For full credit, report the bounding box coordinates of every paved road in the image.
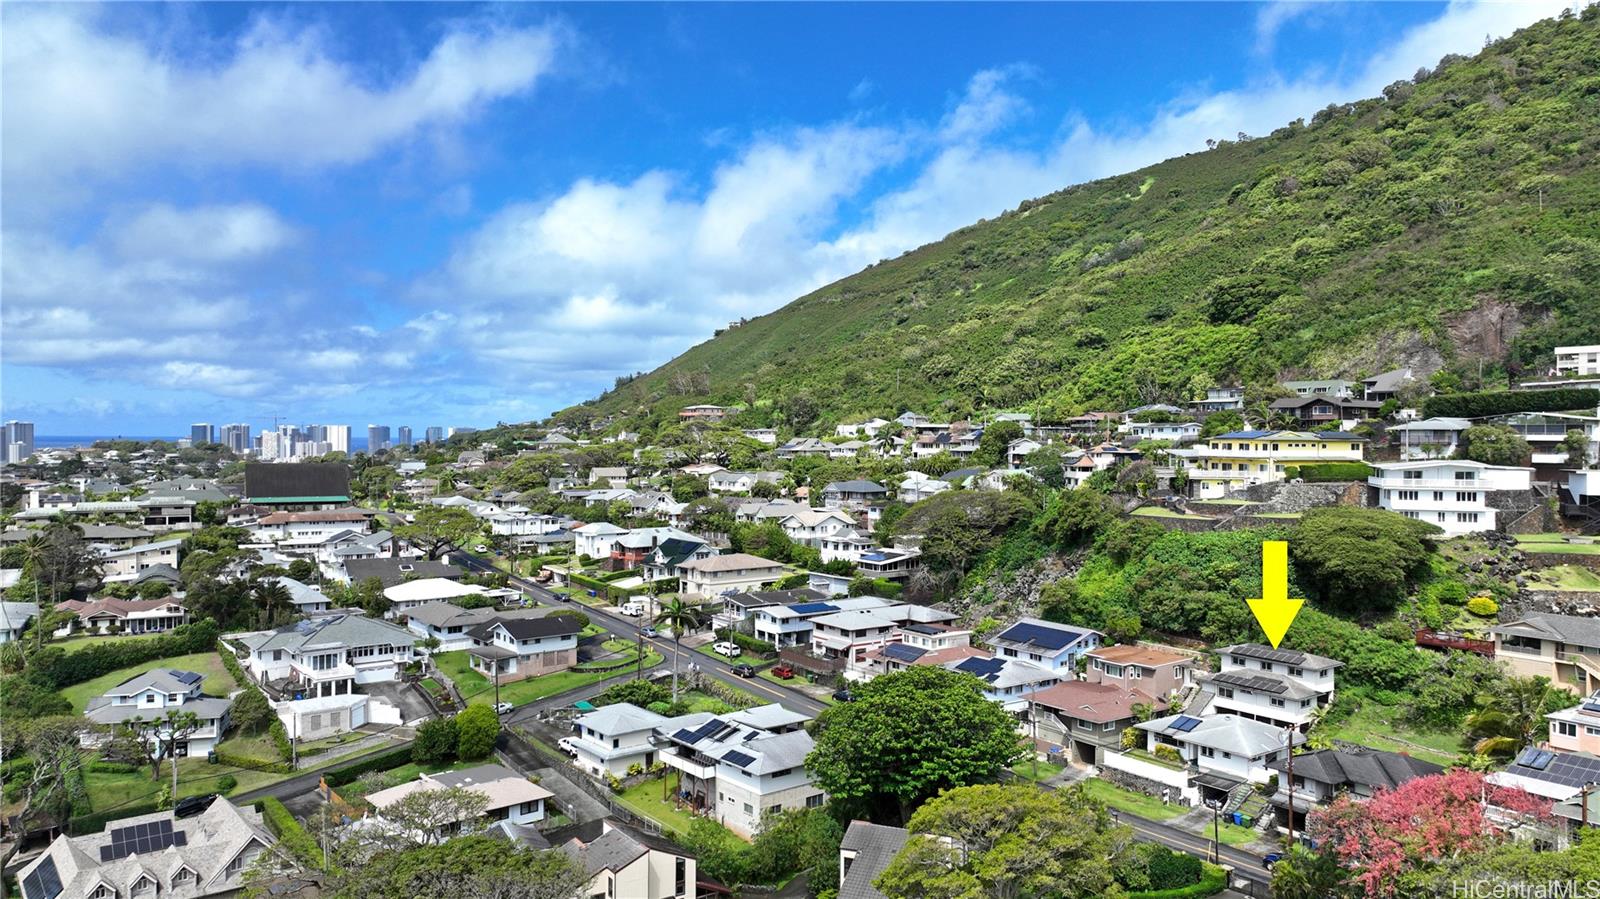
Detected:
[235,740,412,805]
[457,551,827,717]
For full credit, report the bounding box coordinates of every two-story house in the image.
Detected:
[948,655,1062,711]
[1136,713,1306,802]
[709,587,822,631]
[1266,746,1443,834]
[232,613,418,697]
[654,704,823,838]
[707,471,785,495]
[100,538,183,582]
[403,602,500,651]
[776,509,857,548]
[858,622,977,677]
[84,669,233,757]
[1202,643,1341,731]
[1491,612,1600,695]
[384,577,497,617]
[555,818,700,899]
[677,553,788,598]
[1546,691,1600,755]
[571,702,669,777]
[251,509,370,547]
[365,763,554,834]
[1386,417,1473,460]
[1267,395,1382,431]
[1085,645,1193,701]
[1187,430,1367,499]
[1369,459,1534,536]
[820,480,889,512]
[987,618,1102,673]
[466,615,583,683]
[1190,386,1245,414]
[751,596,896,649]
[1027,680,1165,766]
[897,472,952,503]
[818,528,879,565]
[854,547,924,583]
[644,537,718,582]
[1281,379,1355,398]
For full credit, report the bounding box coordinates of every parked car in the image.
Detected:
[557,737,580,758]
[732,663,756,677]
[641,625,658,637]
[474,544,489,553]
[1262,853,1283,870]
[712,641,742,658]
[493,701,514,715]
[832,689,855,703]
[771,664,795,679]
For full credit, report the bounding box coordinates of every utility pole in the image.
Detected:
[1029,696,1039,781]
[1211,799,1221,863]
[1284,724,1296,849]
[494,664,501,709]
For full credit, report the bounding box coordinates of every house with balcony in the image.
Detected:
[1556,346,1600,378]
[644,536,717,582]
[820,480,889,512]
[1268,395,1383,430]
[1547,692,1600,755]
[100,538,183,582]
[653,704,822,838]
[810,609,901,671]
[251,509,370,547]
[1085,644,1193,701]
[751,596,895,649]
[1266,746,1443,834]
[83,669,233,757]
[1133,713,1306,803]
[1491,746,1600,804]
[1491,412,1600,479]
[1492,613,1600,695]
[1281,378,1355,398]
[403,602,501,651]
[987,618,1102,673]
[945,656,1062,711]
[710,587,824,631]
[466,614,583,683]
[897,472,952,503]
[365,764,554,834]
[857,622,977,678]
[1201,643,1341,731]
[231,613,417,698]
[1123,420,1202,444]
[679,405,733,422]
[570,702,669,777]
[53,597,190,636]
[677,553,788,598]
[1190,386,1245,414]
[854,547,923,583]
[819,528,879,565]
[1362,368,1417,402]
[1369,459,1535,536]
[1027,680,1164,766]
[1186,430,1367,499]
[777,508,856,547]
[708,470,785,495]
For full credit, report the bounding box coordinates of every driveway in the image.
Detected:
[360,681,433,725]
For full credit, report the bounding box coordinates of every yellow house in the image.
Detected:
[1187,430,1365,498]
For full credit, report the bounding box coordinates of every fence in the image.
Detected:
[505,726,665,836]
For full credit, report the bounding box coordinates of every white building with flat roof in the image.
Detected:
[1369,459,1533,536]
[1557,345,1600,377]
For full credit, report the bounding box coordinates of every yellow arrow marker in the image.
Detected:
[1246,541,1304,649]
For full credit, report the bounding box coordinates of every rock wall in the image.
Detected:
[1507,589,1600,618]
[1236,481,1368,512]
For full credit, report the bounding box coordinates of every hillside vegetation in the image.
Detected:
[563,11,1600,436]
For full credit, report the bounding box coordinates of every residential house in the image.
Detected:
[733,498,812,526]
[777,508,856,547]
[708,470,785,495]
[555,818,699,899]
[231,613,417,696]
[1491,613,1600,695]
[342,557,464,588]
[1267,747,1443,833]
[0,601,39,644]
[838,820,909,899]
[1490,747,1600,804]
[100,538,183,582]
[679,405,733,422]
[1122,404,1185,423]
[775,437,831,458]
[1369,459,1534,536]
[582,488,640,508]
[1,524,154,549]
[820,480,889,512]
[1363,367,1417,402]
[465,615,583,683]
[589,466,630,488]
[1190,386,1246,414]
[654,703,822,838]
[273,576,333,615]
[1123,420,1202,444]
[836,419,892,438]
[644,537,718,582]
[677,553,787,598]
[897,471,951,503]
[988,618,1102,673]
[53,597,189,636]
[1135,713,1306,800]
[1268,395,1383,430]
[16,798,279,899]
[365,764,553,833]
[742,428,778,446]
[946,655,1062,711]
[1488,412,1600,478]
[752,596,894,649]
[854,546,923,583]
[1387,417,1473,460]
[1186,430,1366,499]
[1027,680,1165,766]
[251,509,370,547]
[1281,379,1355,398]
[84,669,233,757]
[606,527,707,571]
[711,587,825,631]
[1085,644,1194,702]
[1202,643,1342,731]
[1006,437,1044,469]
[403,602,501,652]
[1556,346,1600,378]
[1547,692,1600,755]
[575,522,629,559]
[384,577,497,617]
[819,528,878,565]
[857,622,977,678]
[570,702,669,777]
[829,440,870,459]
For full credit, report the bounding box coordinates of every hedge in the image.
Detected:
[1423,388,1600,419]
[597,568,641,582]
[269,719,293,762]
[70,801,163,836]
[714,629,777,658]
[27,619,221,689]
[217,640,251,689]
[1285,462,1373,482]
[567,572,637,601]
[1128,864,1228,899]
[257,797,324,870]
[214,748,293,775]
[324,746,414,787]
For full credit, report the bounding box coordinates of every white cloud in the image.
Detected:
[939,66,1031,143]
[1254,2,1316,56]
[0,7,558,189]
[109,203,297,263]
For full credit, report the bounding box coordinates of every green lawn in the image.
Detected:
[615,775,702,836]
[62,651,238,713]
[82,748,285,816]
[694,642,753,664]
[1079,778,1185,821]
[1314,697,1461,767]
[434,649,662,706]
[48,633,162,654]
[578,623,608,639]
[1132,507,1213,520]
[1516,535,1600,554]
[1544,565,1600,590]
[1204,819,1262,847]
[1010,756,1068,783]
[338,758,479,802]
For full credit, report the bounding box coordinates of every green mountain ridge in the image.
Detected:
[563,12,1600,436]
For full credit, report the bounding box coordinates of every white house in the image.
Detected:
[100,538,183,582]
[570,702,669,777]
[465,615,583,683]
[819,528,878,565]
[1136,712,1305,793]
[854,546,924,583]
[0,601,39,644]
[945,655,1061,712]
[230,613,418,696]
[1369,459,1534,536]
[574,522,628,559]
[557,819,699,899]
[403,602,500,651]
[53,597,190,636]
[272,576,333,615]
[987,618,1102,672]
[776,509,856,547]
[1201,643,1341,731]
[707,471,785,495]
[83,669,233,757]
[383,577,494,616]
[1006,438,1044,469]
[1124,421,1201,444]
[1386,417,1472,460]
[836,419,891,438]
[365,763,554,831]
[752,596,896,649]
[654,704,822,838]
[251,509,370,546]
[677,553,788,598]
[897,472,951,503]
[1557,345,1600,377]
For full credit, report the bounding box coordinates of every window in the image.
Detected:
[1458,492,1478,503]
[768,804,783,816]
[1200,746,1215,758]
[1433,491,1445,502]
[743,802,753,815]
[1130,667,1143,679]
[1103,722,1116,731]
[1457,513,1480,524]
[1259,661,1272,671]
[133,876,155,897]
[676,857,688,896]
[806,793,825,808]
[519,801,535,815]
[1437,512,1446,523]
[1586,727,1600,737]
[1404,470,1423,480]
[1288,667,1303,677]
[1557,722,1579,738]
[607,875,615,899]
[174,868,195,885]
[1270,698,1286,708]
[1217,688,1235,699]
[1454,471,1476,482]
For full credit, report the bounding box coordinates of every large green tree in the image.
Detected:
[874,784,1129,899]
[1458,425,1533,466]
[806,666,1025,824]
[453,704,500,761]
[1290,508,1438,613]
[395,506,481,560]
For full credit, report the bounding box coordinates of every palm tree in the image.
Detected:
[653,596,708,704]
[1466,675,1555,758]
[20,534,48,651]
[252,579,293,629]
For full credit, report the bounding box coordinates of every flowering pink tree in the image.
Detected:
[1309,768,1548,896]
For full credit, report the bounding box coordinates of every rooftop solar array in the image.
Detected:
[673,719,726,746]
[1168,715,1203,733]
[721,749,757,769]
[883,643,928,663]
[901,623,941,635]
[994,622,1082,651]
[100,818,185,862]
[1233,645,1306,665]
[1582,703,1600,715]
[1516,748,1554,770]
[955,657,1007,681]
[22,856,63,899]
[1509,749,1600,789]
[170,670,203,685]
[788,602,838,616]
[1213,671,1288,694]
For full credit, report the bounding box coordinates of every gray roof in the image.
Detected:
[132,564,182,585]
[1268,747,1443,789]
[0,601,40,629]
[839,821,911,899]
[1218,643,1343,671]
[1491,613,1600,647]
[576,702,669,736]
[1138,713,1305,758]
[824,480,888,494]
[730,729,816,775]
[343,557,463,587]
[87,695,233,726]
[726,703,812,732]
[101,538,183,559]
[1210,670,1322,701]
[272,577,331,608]
[103,668,205,698]
[1364,368,1415,391]
[403,602,499,629]
[233,613,417,653]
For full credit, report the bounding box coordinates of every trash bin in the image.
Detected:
[1231,812,1243,826]
[207,750,218,764]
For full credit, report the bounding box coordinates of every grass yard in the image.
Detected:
[1516,535,1600,554]
[1079,778,1185,821]
[615,775,703,836]
[1543,565,1600,590]
[1199,818,1263,847]
[49,633,162,654]
[338,758,479,802]
[1010,756,1069,783]
[578,623,608,639]
[1132,507,1213,520]
[1314,697,1461,767]
[62,651,238,713]
[694,642,752,664]
[434,649,663,706]
[81,749,285,817]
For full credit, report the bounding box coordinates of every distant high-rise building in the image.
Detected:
[367,425,391,452]
[397,426,412,448]
[258,430,282,460]
[220,423,251,453]
[190,423,214,445]
[325,425,351,454]
[424,427,444,444]
[3,421,35,464]
[304,424,327,442]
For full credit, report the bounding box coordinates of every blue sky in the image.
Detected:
[0,1,1572,437]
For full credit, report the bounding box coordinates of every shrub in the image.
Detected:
[217,774,238,794]
[413,716,459,765]
[1128,863,1227,899]
[268,719,292,762]
[258,797,323,869]
[1424,388,1600,419]
[546,609,591,630]
[1146,846,1203,890]
[213,749,293,774]
[88,760,138,774]
[26,620,221,690]
[1153,744,1183,764]
[714,630,777,657]
[1466,596,1499,618]
[454,704,500,761]
[325,746,413,787]
[1294,462,1373,482]
[626,763,644,777]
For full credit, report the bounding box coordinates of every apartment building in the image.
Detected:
[1369,459,1534,536]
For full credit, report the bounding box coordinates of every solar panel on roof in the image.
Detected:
[171,670,202,685]
[1239,645,1306,665]
[1582,703,1600,714]
[996,622,1082,651]
[722,749,757,768]
[956,657,1005,677]
[789,602,837,615]
[1515,748,1554,771]
[1169,715,1203,733]
[22,856,63,899]
[1213,672,1288,694]
[883,643,927,662]
[1543,753,1600,789]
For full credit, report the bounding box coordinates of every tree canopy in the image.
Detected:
[1290,508,1438,613]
